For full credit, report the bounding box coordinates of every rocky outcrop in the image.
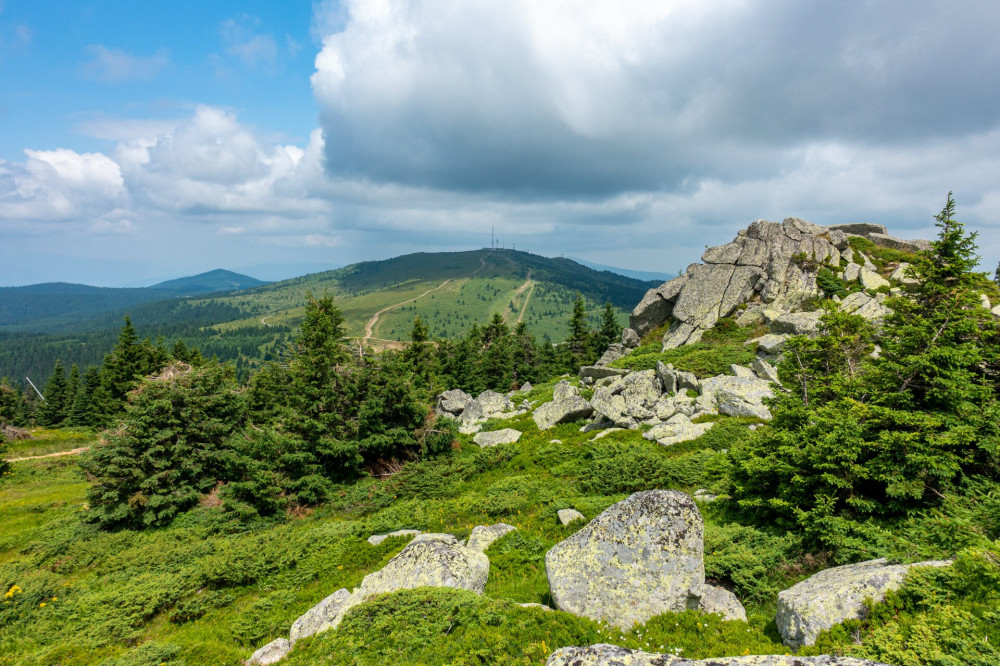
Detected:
[472,429,522,447]
[465,523,516,552]
[462,390,515,423]
[546,645,894,666]
[776,558,952,648]
[247,638,291,665]
[867,233,931,254]
[545,490,705,629]
[630,217,928,354]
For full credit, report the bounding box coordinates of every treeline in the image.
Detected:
[6,290,620,529]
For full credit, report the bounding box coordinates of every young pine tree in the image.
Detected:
[567,294,592,365]
[37,360,68,427]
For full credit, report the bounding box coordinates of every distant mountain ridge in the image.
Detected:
[149,269,267,294]
[0,269,264,332]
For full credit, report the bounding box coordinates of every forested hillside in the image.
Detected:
[0,249,654,387]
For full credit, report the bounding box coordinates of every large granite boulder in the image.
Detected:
[289,588,354,646]
[545,490,705,629]
[776,557,952,648]
[826,222,887,236]
[867,233,931,254]
[858,267,889,291]
[473,429,522,447]
[357,533,490,600]
[465,523,516,552]
[247,638,291,665]
[547,645,894,666]
[533,395,594,430]
[771,311,822,336]
[580,366,631,381]
[597,343,627,366]
[700,376,774,420]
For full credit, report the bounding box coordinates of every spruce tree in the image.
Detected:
[567,294,591,365]
[595,302,620,353]
[404,316,434,387]
[65,364,80,418]
[68,367,101,428]
[37,361,68,427]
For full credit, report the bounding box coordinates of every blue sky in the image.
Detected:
[2,1,1000,286]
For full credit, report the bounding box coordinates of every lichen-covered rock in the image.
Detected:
[692,584,747,622]
[598,343,627,366]
[546,645,894,666]
[843,262,861,282]
[729,364,756,379]
[289,588,353,645]
[631,275,689,337]
[356,533,490,601]
[656,362,699,396]
[553,380,580,401]
[867,233,931,254]
[622,328,641,348]
[751,358,781,384]
[473,428,522,447]
[771,311,822,336]
[643,414,715,446]
[247,637,291,665]
[557,508,586,525]
[545,490,705,629]
[465,523,516,552]
[367,529,422,545]
[859,267,890,290]
[580,365,631,381]
[748,333,791,355]
[776,557,952,648]
[826,222,888,236]
[533,395,594,430]
[889,262,919,286]
[701,376,774,420]
[462,390,515,423]
[839,292,891,322]
[436,389,473,416]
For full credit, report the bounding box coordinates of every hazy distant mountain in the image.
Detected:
[149,269,267,295]
[567,257,674,283]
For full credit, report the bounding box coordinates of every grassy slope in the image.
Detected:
[206,249,649,342]
[0,400,798,665]
[1,380,996,665]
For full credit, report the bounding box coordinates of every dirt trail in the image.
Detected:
[7,447,90,462]
[361,257,488,343]
[512,272,535,323]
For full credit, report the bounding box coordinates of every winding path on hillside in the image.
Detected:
[7,446,90,462]
[362,257,488,344]
[513,272,535,323]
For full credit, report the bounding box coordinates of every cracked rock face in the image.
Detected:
[776,558,952,648]
[545,490,705,629]
[631,218,847,351]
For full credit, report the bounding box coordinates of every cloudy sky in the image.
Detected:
[1,1,999,286]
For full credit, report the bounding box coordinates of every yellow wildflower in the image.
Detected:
[4,585,21,599]
[39,602,46,608]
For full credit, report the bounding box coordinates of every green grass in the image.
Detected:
[4,429,93,459]
[1,409,991,665]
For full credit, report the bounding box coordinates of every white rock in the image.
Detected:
[466,523,516,552]
[472,428,522,447]
[557,508,586,526]
[247,638,290,665]
[368,529,422,546]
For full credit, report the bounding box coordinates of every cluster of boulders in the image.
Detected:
[249,487,945,665]
[435,387,530,435]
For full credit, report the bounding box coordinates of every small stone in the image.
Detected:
[557,508,586,526]
[621,327,641,348]
[466,523,517,553]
